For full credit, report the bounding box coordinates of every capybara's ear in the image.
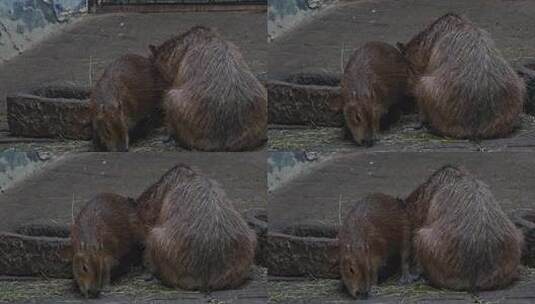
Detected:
[149,44,157,57]
[329,95,344,112]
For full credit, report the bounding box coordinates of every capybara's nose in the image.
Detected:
[358,291,369,299]
[88,289,101,298]
[362,139,375,147]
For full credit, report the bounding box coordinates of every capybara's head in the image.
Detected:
[340,244,375,299]
[344,103,380,147]
[72,250,115,298]
[149,26,215,83]
[92,104,129,152]
[401,13,466,74]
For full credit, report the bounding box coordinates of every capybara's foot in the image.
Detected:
[414,122,426,130]
[143,274,155,282]
[399,272,421,285]
[163,136,174,144]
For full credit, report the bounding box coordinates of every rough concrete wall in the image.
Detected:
[0,0,87,63]
[268,151,326,191]
[268,0,334,40]
[0,151,46,192]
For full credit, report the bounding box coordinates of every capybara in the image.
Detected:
[70,193,144,298]
[135,164,188,234]
[338,193,413,299]
[148,26,267,151]
[141,164,257,291]
[397,13,525,139]
[405,165,524,291]
[90,54,169,152]
[397,13,467,81]
[333,42,410,146]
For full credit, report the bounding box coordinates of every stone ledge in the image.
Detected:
[266,80,343,127]
[0,232,71,278]
[6,83,91,140]
[511,208,535,267]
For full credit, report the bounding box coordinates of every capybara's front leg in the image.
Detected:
[399,224,420,284]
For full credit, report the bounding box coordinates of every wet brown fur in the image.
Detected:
[90,54,169,151]
[405,165,524,291]
[398,13,525,139]
[149,26,267,151]
[138,164,257,291]
[336,41,410,146]
[70,193,144,298]
[338,193,412,299]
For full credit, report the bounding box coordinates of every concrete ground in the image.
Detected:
[269,152,535,229]
[0,10,267,152]
[0,152,267,304]
[267,0,535,152]
[0,152,266,232]
[268,151,535,303]
[268,0,535,78]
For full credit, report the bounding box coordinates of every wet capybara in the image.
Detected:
[148,26,267,151]
[398,13,525,139]
[338,193,413,299]
[141,164,257,291]
[90,54,169,152]
[405,165,524,291]
[70,193,144,298]
[333,42,410,146]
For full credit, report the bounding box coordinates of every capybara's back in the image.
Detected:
[338,41,409,146]
[136,165,187,234]
[70,193,144,297]
[407,166,524,290]
[399,13,467,77]
[150,27,267,151]
[338,193,411,298]
[144,164,257,291]
[405,165,468,228]
[90,54,168,151]
[401,14,525,139]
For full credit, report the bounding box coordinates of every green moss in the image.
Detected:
[0,278,70,302]
[267,267,535,303]
[268,113,535,151]
[0,266,267,303]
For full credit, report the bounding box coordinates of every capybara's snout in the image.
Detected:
[353,132,376,147]
[357,291,369,300]
[361,138,375,147]
[77,280,101,299]
[87,288,101,299]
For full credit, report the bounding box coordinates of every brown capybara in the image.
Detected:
[338,193,414,299]
[332,42,410,146]
[405,165,524,291]
[90,54,169,152]
[148,26,267,151]
[135,164,188,235]
[70,193,144,298]
[140,164,257,291]
[397,13,467,81]
[398,13,525,139]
